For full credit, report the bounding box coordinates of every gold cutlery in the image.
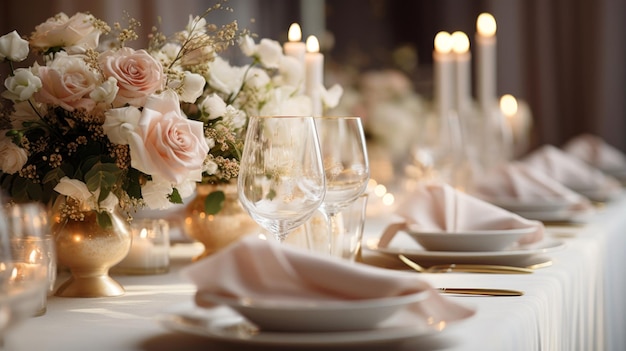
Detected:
[438,288,524,296]
[398,254,551,274]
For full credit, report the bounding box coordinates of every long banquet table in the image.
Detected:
[5,195,626,351]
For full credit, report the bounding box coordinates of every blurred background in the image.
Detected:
[2,0,625,153]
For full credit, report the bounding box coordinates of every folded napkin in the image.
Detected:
[522,144,621,193]
[472,162,594,212]
[379,183,544,248]
[182,235,474,322]
[562,134,626,172]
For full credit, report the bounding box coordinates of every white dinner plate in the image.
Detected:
[514,208,592,223]
[196,290,429,332]
[365,238,565,266]
[157,301,469,347]
[405,226,535,252]
[487,198,572,213]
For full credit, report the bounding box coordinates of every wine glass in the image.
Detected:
[238,116,326,243]
[314,117,370,255]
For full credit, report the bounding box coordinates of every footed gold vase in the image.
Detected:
[51,199,131,298]
[184,183,259,261]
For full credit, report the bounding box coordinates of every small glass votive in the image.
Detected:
[114,219,170,275]
[303,194,369,262]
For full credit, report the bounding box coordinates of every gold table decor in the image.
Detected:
[184,183,259,261]
[51,198,131,297]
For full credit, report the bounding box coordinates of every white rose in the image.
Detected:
[0,31,29,62]
[141,179,174,210]
[199,93,227,120]
[238,35,256,56]
[245,67,271,89]
[54,177,93,207]
[321,84,344,110]
[203,158,219,175]
[223,105,247,129]
[207,57,246,95]
[90,77,119,104]
[175,179,197,199]
[102,106,141,144]
[0,134,28,174]
[274,56,303,89]
[172,72,205,103]
[1,68,42,101]
[255,38,283,68]
[259,86,312,116]
[159,43,182,61]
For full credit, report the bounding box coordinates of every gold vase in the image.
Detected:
[184,183,259,261]
[51,198,131,297]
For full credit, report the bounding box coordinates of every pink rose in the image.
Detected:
[29,12,101,53]
[99,48,165,107]
[34,53,98,111]
[126,90,209,185]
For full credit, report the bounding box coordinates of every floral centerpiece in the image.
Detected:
[0,2,343,225]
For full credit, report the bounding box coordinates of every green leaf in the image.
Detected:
[169,188,183,204]
[125,168,143,199]
[85,163,120,191]
[26,181,43,200]
[42,167,66,185]
[267,189,276,201]
[96,211,113,228]
[204,190,225,215]
[85,163,121,203]
[11,177,29,202]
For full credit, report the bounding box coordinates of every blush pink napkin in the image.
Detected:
[472,162,594,212]
[379,183,544,248]
[522,144,621,193]
[562,134,626,172]
[181,235,474,323]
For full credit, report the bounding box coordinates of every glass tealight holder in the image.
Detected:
[113,219,170,275]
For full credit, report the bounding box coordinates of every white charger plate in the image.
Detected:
[158,301,469,347]
[487,198,572,213]
[196,290,429,332]
[406,226,535,252]
[366,238,565,266]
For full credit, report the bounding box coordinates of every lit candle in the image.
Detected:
[500,94,531,156]
[305,35,323,116]
[476,13,497,113]
[433,31,454,119]
[451,31,471,113]
[115,220,170,274]
[283,23,306,68]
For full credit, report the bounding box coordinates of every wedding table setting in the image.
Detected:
[1,4,626,351]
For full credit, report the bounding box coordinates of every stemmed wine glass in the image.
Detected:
[238,116,326,243]
[314,117,370,255]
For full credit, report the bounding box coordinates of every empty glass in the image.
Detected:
[238,116,326,242]
[315,117,370,253]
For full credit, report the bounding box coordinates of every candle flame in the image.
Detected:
[434,31,452,54]
[306,35,320,53]
[288,23,302,42]
[10,267,18,280]
[500,94,518,117]
[451,31,470,54]
[140,228,149,239]
[28,249,38,263]
[477,13,497,37]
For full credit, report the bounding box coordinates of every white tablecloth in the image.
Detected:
[6,196,626,351]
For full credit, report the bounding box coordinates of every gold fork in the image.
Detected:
[398,254,551,274]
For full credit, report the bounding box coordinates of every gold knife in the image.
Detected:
[438,288,524,296]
